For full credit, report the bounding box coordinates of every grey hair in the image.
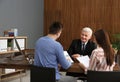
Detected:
[82,27,93,36]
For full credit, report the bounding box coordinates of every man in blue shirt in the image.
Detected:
[34,22,77,82]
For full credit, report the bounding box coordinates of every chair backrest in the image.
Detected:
[87,70,120,82]
[30,65,55,82]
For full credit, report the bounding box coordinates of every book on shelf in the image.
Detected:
[12,39,25,51]
[5,69,15,74]
[0,39,7,52]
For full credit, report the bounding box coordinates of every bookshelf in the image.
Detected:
[0,36,27,54]
[0,36,27,81]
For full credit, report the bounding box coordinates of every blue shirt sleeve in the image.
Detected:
[34,49,40,66]
[55,43,71,69]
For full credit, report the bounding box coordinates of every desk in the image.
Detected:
[0,55,120,82]
[0,56,119,71]
[0,55,119,72]
[0,55,31,82]
[60,63,84,73]
[0,57,84,82]
[0,56,31,69]
[0,55,83,73]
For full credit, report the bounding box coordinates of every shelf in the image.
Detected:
[0,69,26,81]
[0,50,20,55]
[0,36,27,39]
[0,36,27,80]
[0,36,27,54]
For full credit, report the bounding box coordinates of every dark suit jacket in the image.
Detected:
[67,39,97,57]
[66,39,97,77]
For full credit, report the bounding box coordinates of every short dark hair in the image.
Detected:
[49,22,63,34]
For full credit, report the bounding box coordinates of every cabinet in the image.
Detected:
[0,36,27,81]
[0,36,27,54]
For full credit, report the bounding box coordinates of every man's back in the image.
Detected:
[34,21,77,82]
[34,36,71,80]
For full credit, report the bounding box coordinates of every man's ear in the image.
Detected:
[55,32,60,39]
[57,31,62,36]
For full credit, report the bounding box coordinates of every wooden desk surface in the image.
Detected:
[0,55,118,73]
[60,63,84,73]
[0,55,84,73]
[0,56,32,69]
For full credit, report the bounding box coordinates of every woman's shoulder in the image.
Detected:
[92,47,104,57]
[94,47,103,51]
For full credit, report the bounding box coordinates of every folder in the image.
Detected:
[0,39,7,52]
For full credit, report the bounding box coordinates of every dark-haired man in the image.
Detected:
[34,22,77,82]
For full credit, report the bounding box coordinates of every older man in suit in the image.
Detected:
[66,27,97,77]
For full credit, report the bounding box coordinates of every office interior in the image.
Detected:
[0,0,120,82]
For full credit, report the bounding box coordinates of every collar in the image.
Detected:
[82,41,88,46]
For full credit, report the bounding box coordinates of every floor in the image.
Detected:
[1,71,82,82]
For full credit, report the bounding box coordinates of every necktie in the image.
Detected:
[82,43,85,51]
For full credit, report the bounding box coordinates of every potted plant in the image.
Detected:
[7,40,12,51]
[112,33,120,51]
[112,33,120,65]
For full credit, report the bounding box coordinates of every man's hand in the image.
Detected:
[72,54,80,58]
[72,54,80,62]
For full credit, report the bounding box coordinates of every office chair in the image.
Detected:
[30,65,55,82]
[87,70,120,82]
[78,73,87,82]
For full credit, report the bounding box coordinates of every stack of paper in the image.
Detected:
[64,51,74,63]
[76,55,90,68]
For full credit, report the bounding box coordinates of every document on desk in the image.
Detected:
[64,51,74,64]
[76,55,90,68]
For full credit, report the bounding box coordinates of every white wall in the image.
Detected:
[0,0,44,48]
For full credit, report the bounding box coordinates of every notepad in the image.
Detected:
[64,51,74,63]
[76,55,90,68]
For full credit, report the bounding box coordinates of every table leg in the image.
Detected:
[20,70,22,82]
[0,69,2,82]
[0,75,1,82]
